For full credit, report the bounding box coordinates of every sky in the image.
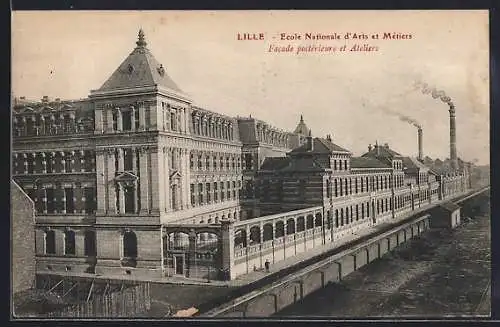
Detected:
[11,10,489,165]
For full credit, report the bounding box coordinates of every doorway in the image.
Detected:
[174,255,185,276]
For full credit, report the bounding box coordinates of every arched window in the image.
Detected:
[64,230,76,255]
[84,230,96,256]
[286,219,295,234]
[45,230,56,254]
[315,214,322,227]
[250,226,261,243]
[263,224,273,241]
[306,215,314,229]
[123,231,138,258]
[275,221,285,238]
[297,217,305,232]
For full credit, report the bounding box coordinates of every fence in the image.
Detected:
[47,282,151,318]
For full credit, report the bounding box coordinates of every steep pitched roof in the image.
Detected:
[260,157,291,170]
[350,157,391,169]
[290,137,350,155]
[293,115,310,135]
[97,30,184,95]
[281,157,325,172]
[402,157,429,170]
[362,144,402,159]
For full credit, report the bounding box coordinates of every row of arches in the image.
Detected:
[234,213,323,247]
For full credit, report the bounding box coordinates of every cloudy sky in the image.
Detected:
[12,10,489,164]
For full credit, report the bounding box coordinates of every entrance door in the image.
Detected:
[174,255,184,275]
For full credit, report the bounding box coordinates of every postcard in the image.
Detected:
[11,10,490,319]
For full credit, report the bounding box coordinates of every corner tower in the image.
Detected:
[90,30,192,278]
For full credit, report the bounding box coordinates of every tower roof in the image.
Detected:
[293,114,310,135]
[96,30,185,95]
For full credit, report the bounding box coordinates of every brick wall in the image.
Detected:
[11,180,36,294]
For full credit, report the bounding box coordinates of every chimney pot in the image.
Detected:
[384,143,389,149]
[20,96,25,100]
[55,98,60,102]
[368,144,372,151]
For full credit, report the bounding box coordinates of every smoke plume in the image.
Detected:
[397,114,422,129]
[413,80,454,108]
[360,96,422,129]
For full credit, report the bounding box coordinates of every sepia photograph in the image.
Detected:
[10,10,490,319]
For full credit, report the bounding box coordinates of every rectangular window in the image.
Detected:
[64,115,71,133]
[64,155,71,172]
[112,111,118,131]
[27,156,34,174]
[135,109,140,130]
[198,155,203,170]
[206,183,211,203]
[244,154,252,170]
[227,181,231,199]
[65,231,76,255]
[84,187,95,214]
[84,231,96,256]
[220,182,225,201]
[170,111,176,131]
[45,231,56,254]
[122,111,132,131]
[64,188,75,213]
[214,182,218,201]
[213,156,217,170]
[198,183,204,204]
[46,188,55,213]
[190,184,196,205]
[124,149,133,171]
[190,154,194,169]
[206,156,210,170]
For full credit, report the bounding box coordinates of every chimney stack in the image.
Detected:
[306,130,314,151]
[449,104,458,170]
[326,134,332,142]
[417,127,423,161]
[55,98,61,103]
[368,144,372,152]
[42,96,49,103]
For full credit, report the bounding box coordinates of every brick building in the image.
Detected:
[11,30,472,280]
[11,180,36,293]
[12,30,301,278]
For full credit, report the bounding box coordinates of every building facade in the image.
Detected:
[12,30,472,280]
[11,180,36,294]
[11,30,304,278]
